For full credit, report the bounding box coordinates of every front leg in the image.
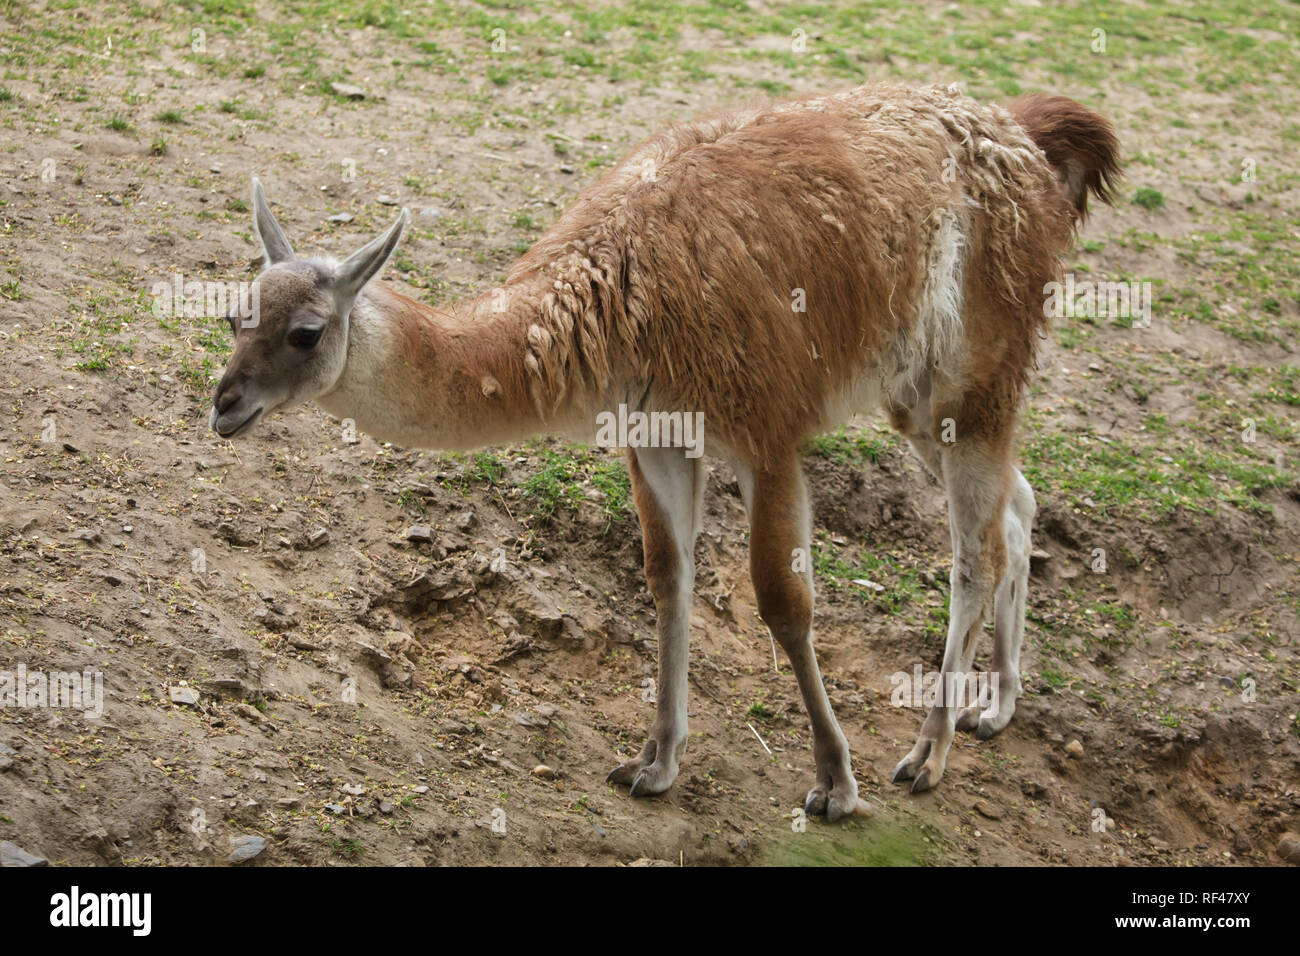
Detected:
[607,446,702,798]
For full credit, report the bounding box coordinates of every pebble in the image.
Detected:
[406,525,434,544]
[1064,739,1085,758]
[168,686,201,707]
[532,764,557,779]
[1020,780,1048,799]
[0,841,47,867]
[305,529,330,549]
[377,194,400,205]
[1278,834,1300,865]
[227,835,266,863]
[974,800,1003,820]
[330,81,366,99]
[327,213,353,224]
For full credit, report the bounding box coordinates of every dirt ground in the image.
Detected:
[0,1,1297,866]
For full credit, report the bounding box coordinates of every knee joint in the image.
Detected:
[754,571,811,641]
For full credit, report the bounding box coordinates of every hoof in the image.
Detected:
[804,788,829,816]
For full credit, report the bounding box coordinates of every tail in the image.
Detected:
[1006,93,1121,222]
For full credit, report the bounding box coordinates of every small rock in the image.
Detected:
[376,194,400,206]
[850,578,885,592]
[252,607,298,632]
[419,207,444,220]
[304,528,330,550]
[216,521,259,547]
[0,755,13,771]
[234,702,271,726]
[628,858,675,867]
[1278,834,1300,865]
[226,835,266,863]
[558,164,576,174]
[62,442,80,453]
[532,764,558,780]
[327,213,354,224]
[168,686,201,707]
[1020,780,1049,799]
[69,528,101,543]
[454,510,477,531]
[0,841,48,867]
[401,570,474,606]
[1064,739,1084,758]
[974,800,1003,820]
[406,525,435,544]
[330,81,367,99]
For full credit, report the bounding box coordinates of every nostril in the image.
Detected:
[216,389,241,415]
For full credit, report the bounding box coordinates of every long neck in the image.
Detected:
[317,275,582,450]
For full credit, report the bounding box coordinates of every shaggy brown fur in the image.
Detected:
[501,83,1117,469]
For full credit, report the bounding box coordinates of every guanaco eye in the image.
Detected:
[288,326,323,350]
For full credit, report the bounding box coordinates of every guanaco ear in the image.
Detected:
[331,208,409,317]
[251,177,295,265]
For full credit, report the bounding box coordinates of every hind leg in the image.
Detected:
[737,455,862,821]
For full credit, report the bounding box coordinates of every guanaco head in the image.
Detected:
[208,178,408,439]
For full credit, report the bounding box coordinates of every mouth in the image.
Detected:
[211,406,264,439]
